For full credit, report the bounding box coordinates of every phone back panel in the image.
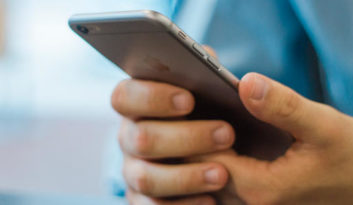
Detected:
[69,11,293,160]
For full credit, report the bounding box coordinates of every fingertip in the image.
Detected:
[239,73,273,117]
[225,121,236,146]
[203,163,229,190]
[239,72,262,102]
[217,164,229,188]
[172,91,195,114]
[212,121,236,149]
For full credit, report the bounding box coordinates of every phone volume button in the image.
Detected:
[192,43,207,57]
[178,31,187,40]
[207,56,221,71]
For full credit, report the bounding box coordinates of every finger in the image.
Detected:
[112,79,195,118]
[239,72,348,144]
[120,119,235,159]
[126,189,216,205]
[203,45,218,58]
[123,157,228,197]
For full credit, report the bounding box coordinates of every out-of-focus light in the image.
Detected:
[0,0,5,56]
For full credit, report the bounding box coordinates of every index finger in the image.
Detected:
[112,79,195,118]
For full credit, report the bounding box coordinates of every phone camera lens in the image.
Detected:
[77,25,89,34]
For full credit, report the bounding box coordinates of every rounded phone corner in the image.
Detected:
[139,10,173,30]
[68,18,76,31]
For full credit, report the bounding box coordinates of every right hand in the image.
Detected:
[115,73,353,205]
[112,79,236,205]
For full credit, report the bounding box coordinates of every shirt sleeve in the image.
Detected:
[290,0,353,115]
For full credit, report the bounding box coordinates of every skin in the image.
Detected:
[112,50,353,204]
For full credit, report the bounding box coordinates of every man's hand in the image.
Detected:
[112,79,234,205]
[194,73,353,204]
[113,73,353,205]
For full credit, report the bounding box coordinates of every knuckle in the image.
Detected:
[133,124,153,157]
[272,90,301,119]
[134,168,152,195]
[124,160,153,195]
[118,119,129,148]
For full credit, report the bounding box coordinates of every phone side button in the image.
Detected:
[207,56,221,71]
[192,43,207,57]
[178,31,187,40]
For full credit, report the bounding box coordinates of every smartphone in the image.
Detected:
[69,10,293,160]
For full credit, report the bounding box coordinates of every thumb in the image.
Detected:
[239,72,345,144]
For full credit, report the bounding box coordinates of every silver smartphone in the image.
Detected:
[69,10,293,160]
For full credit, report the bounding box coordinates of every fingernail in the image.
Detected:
[173,93,190,111]
[204,168,221,185]
[213,126,231,145]
[250,75,269,101]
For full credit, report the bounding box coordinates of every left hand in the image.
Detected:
[119,73,353,205]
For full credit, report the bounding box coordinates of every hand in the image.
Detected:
[192,73,353,204]
[113,72,353,205]
[112,79,234,205]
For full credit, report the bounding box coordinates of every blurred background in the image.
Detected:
[0,0,139,197]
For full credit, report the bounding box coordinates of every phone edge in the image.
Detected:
[68,10,240,90]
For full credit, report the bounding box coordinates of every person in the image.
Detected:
[110,0,353,204]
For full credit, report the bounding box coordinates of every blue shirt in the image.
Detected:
[106,0,353,196]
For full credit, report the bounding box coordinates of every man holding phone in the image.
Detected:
[111,0,353,204]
